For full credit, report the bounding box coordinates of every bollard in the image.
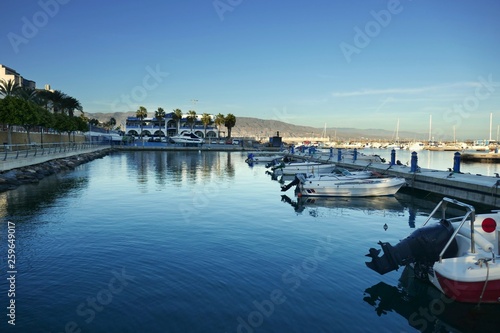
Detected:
[390,149,396,166]
[329,147,333,159]
[453,152,461,173]
[337,148,342,162]
[291,145,295,155]
[353,148,358,162]
[410,151,418,172]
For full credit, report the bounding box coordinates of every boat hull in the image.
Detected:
[275,163,336,175]
[433,270,500,303]
[300,178,406,197]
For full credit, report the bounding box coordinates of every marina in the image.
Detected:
[281,148,500,208]
[1,150,499,333]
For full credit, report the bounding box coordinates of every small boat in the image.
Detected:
[289,174,406,197]
[245,151,286,163]
[170,132,203,144]
[366,197,500,304]
[271,161,337,175]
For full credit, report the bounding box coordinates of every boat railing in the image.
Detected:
[422,197,476,262]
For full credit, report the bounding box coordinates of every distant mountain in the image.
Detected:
[87,112,428,141]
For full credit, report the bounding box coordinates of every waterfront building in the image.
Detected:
[125,113,218,138]
[0,64,36,89]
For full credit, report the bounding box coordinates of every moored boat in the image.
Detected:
[170,131,203,144]
[286,174,406,197]
[271,161,337,175]
[366,197,500,304]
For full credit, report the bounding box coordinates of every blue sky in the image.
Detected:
[1,0,500,140]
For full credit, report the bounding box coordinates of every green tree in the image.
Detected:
[38,107,54,146]
[61,96,83,117]
[0,96,24,145]
[214,113,225,138]
[155,107,165,137]
[186,110,197,131]
[136,106,147,141]
[109,117,116,130]
[224,113,236,139]
[201,113,212,140]
[17,100,42,144]
[0,79,21,97]
[172,108,182,134]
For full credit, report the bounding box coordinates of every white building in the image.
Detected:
[0,64,36,89]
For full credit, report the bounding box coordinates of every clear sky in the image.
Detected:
[2,0,500,140]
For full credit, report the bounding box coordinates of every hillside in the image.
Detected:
[87,112,427,141]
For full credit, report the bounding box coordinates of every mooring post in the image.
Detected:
[390,149,396,166]
[453,152,461,173]
[353,148,358,162]
[329,147,333,159]
[291,145,295,154]
[410,151,418,172]
[337,148,342,162]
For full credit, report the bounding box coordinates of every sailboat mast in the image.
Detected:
[428,115,432,142]
[490,113,493,141]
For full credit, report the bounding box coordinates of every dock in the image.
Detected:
[285,152,500,208]
[461,152,500,163]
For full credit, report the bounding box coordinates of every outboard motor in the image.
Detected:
[281,176,300,192]
[365,219,458,275]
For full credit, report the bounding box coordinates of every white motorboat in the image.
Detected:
[170,132,203,144]
[245,151,286,163]
[280,168,374,192]
[290,174,406,197]
[366,197,500,303]
[271,161,336,175]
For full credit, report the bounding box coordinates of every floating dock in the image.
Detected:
[285,152,500,208]
[461,152,500,163]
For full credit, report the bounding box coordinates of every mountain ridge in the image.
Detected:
[87,112,429,141]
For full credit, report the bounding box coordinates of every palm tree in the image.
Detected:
[61,96,83,117]
[36,89,54,111]
[214,113,225,138]
[136,106,147,141]
[172,108,182,134]
[49,90,68,114]
[155,107,165,137]
[186,110,197,131]
[109,117,116,131]
[224,113,236,138]
[201,113,212,140]
[0,79,21,97]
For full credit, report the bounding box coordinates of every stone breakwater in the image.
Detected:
[0,149,111,192]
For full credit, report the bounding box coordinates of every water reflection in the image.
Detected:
[363,266,500,333]
[123,151,236,188]
[0,172,88,221]
[280,194,406,216]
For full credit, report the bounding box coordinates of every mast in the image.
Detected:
[428,115,432,142]
[490,113,493,141]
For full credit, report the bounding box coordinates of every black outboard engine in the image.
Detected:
[281,176,300,192]
[365,219,458,275]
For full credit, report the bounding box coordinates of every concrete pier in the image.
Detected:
[285,152,500,208]
[0,143,111,172]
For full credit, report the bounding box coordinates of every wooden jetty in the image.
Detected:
[285,152,500,208]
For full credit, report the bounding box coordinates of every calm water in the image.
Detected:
[0,150,499,333]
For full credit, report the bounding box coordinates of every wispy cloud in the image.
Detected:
[332,81,480,97]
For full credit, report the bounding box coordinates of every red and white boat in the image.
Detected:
[366,197,500,304]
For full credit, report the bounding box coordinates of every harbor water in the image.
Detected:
[1,150,499,333]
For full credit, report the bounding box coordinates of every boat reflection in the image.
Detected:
[281,194,405,215]
[363,266,500,333]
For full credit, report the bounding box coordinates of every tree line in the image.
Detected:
[0,79,87,145]
[135,106,236,138]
